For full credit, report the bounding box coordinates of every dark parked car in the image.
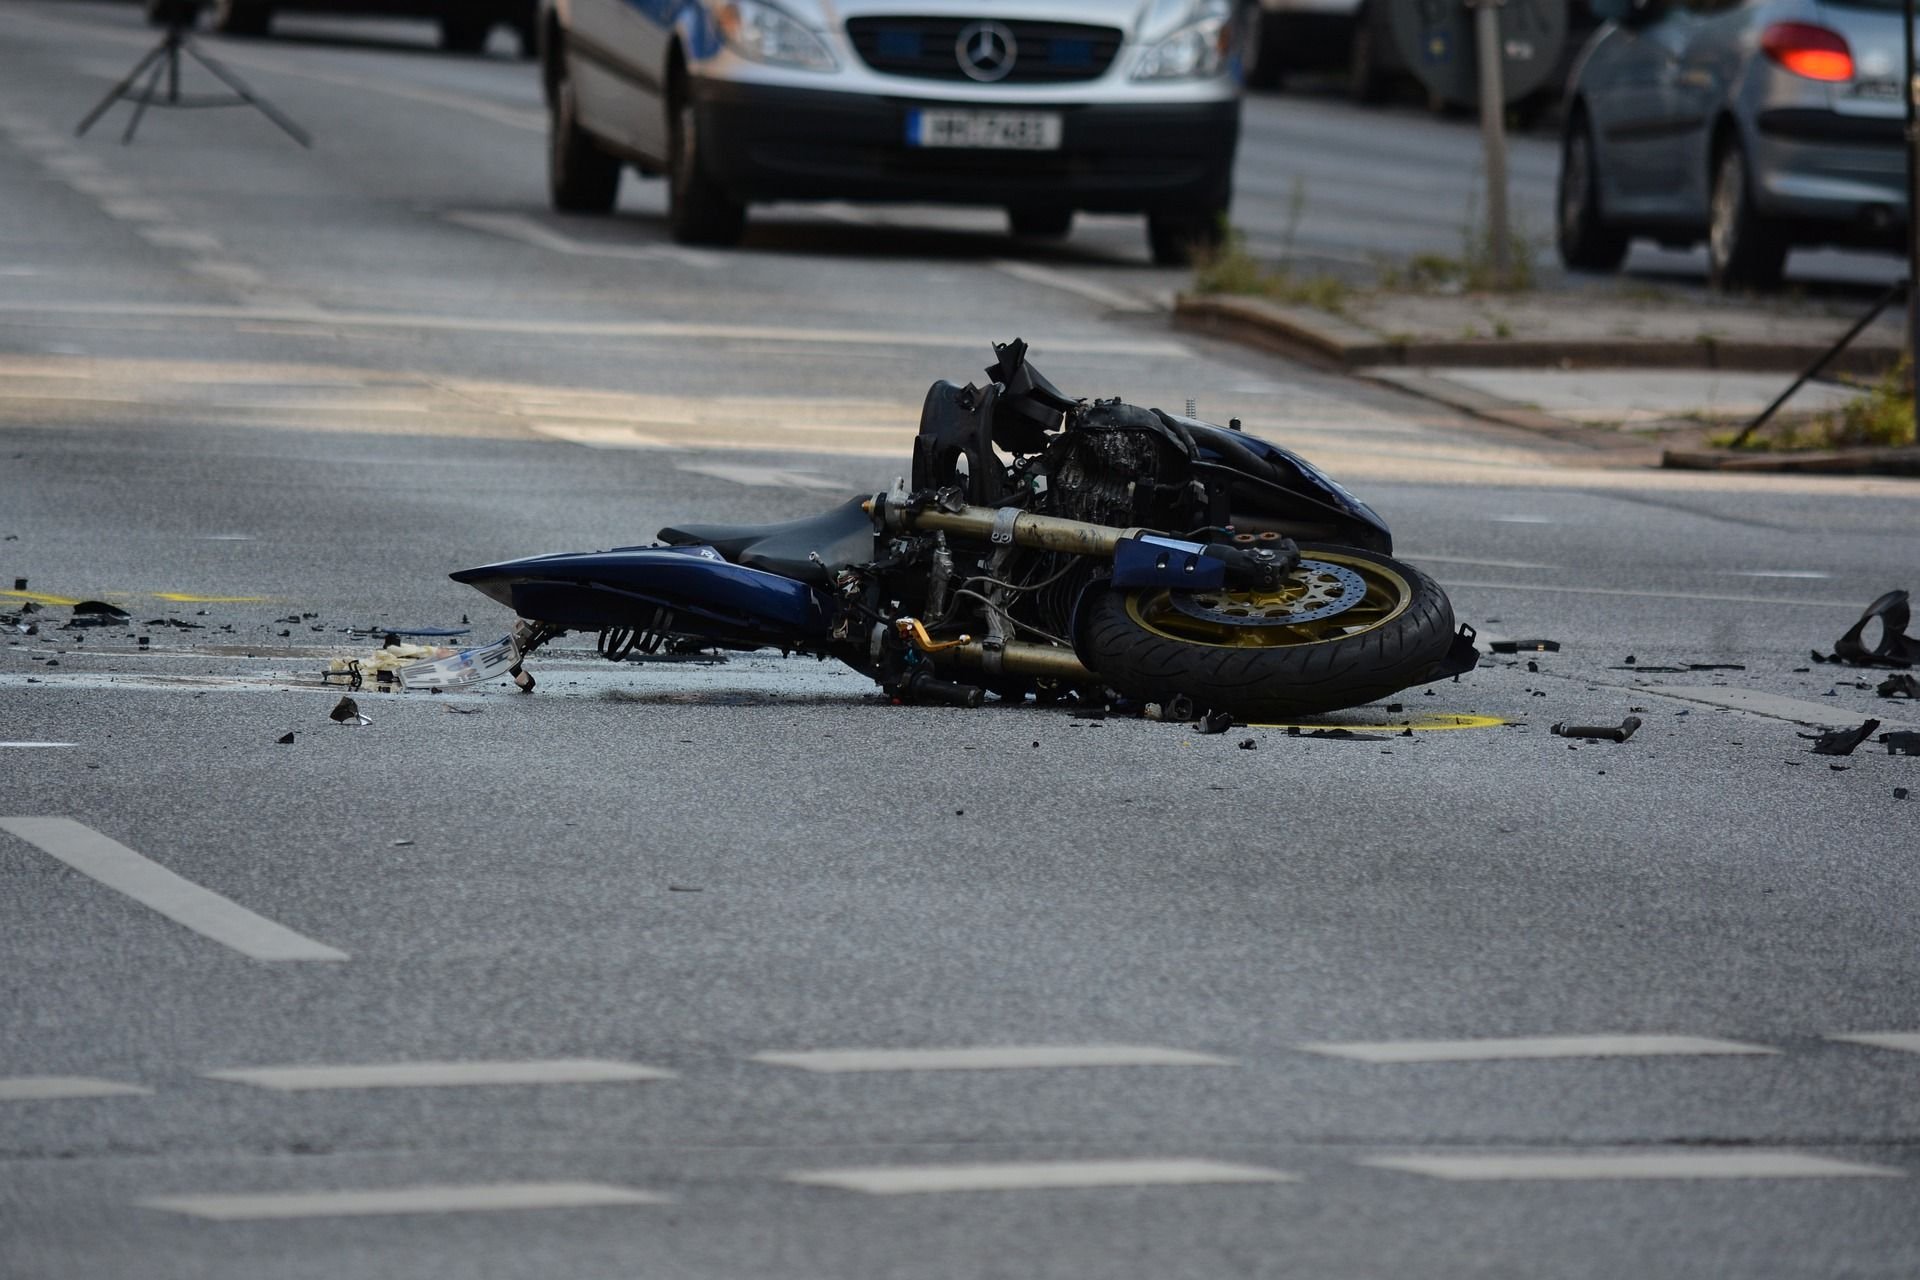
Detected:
[147,0,536,56]
[1558,0,1911,289]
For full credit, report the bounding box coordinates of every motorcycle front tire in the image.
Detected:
[1078,544,1460,720]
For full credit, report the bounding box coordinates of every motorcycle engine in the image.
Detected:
[1043,400,1201,531]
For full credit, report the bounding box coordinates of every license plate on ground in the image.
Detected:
[907,110,1062,150]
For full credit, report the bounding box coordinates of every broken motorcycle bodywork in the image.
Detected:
[443,341,1478,718]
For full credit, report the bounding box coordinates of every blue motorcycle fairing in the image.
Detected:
[449,545,835,639]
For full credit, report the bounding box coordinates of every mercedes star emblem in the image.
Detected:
[955,20,1017,82]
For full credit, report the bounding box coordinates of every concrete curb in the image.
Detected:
[1172,293,1902,376]
[1661,445,1920,475]
[1176,292,1916,477]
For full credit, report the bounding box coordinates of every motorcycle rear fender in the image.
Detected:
[450,545,835,640]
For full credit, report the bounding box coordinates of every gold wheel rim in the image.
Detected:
[1125,551,1413,649]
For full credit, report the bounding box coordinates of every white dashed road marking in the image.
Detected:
[137,1183,672,1220]
[1363,1152,1902,1181]
[205,1060,675,1090]
[1648,687,1916,731]
[677,463,847,492]
[1829,1033,1920,1055]
[788,1159,1296,1195]
[1297,1035,1779,1064]
[445,211,722,269]
[753,1045,1234,1073]
[0,1076,151,1101]
[0,817,348,963]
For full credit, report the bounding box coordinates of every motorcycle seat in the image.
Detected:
[657,496,875,586]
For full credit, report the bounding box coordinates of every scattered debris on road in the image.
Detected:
[65,600,130,628]
[1799,719,1881,756]
[1491,639,1560,654]
[275,732,294,745]
[1879,731,1920,756]
[1551,716,1643,743]
[1238,738,1257,750]
[1194,710,1235,735]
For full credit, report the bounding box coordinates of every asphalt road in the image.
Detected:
[2,5,1918,1278]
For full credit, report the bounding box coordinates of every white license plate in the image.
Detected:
[397,634,519,690]
[907,110,1063,150]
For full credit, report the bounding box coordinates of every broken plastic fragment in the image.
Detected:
[1798,719,1880,756]
[1193,710,1234,734]
[1879,731,1920,757]
[328,695,370,726]
[1490,639,1560,654]
[1878,674,1920,699]
[1828,590,1920,668]
[275,732,294,745]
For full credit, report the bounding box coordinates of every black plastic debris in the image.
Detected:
[1611,664,1685,672]
[1823,590,1920,667]
[328,695,369,726]
[1880,731,1920,757]
[1072,707,1108,721]
[1799,719,1881,756]
[1897,788,1912,800]
[66,600,130,628]
[1286,727,1390,741]
[1386,703,1404,713]
[1194,710,1234,735]
[1551,716,1642,743]
[1879,674,1920,700]
[276,732,295,745]
[1689,663,1746,671]
[143,618,203,630]
[1491,639,1560,654]
[1237,738,1257,750]
[11,577,24,590]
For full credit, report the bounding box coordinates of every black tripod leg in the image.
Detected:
[121,52,172,145]
[183,43,312,147]
[74,40,169,137]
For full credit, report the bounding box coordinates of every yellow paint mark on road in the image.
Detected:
[1250,713,1507,732]
[152,594,270,603]
[1,589,81,606]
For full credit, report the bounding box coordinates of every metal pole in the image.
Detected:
[1905,0,1918,425]
[1472,0,1511,283]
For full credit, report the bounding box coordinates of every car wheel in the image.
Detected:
[549,66,620,214]
[1708,141,1786,292]
[1347,6,1386,104]
[668,99,747,247]
[441,17,491,54]
[1147,210,1226,267]
[210,0,271,36]
[1557,114,1629,273]
[1008,207,1074,239]
[1241,2,1282,89]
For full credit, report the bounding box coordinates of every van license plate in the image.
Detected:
[907,110,1062,150]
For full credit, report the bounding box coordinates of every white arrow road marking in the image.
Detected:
[0,817,348,963]
[137,1183,672,1220]
[1363,1153,1902,1181]
[205,1060,675,1090]
[0,1077,151,1101]
[754,1045,1234,1073]
[1297,1035,1779,1064]
[788,1159,1297,1195]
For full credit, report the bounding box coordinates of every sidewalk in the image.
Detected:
[1175,286,1920,475]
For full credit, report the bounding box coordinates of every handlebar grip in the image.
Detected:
[907,669,985,708]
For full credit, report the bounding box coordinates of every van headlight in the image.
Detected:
[1133,0,1234,81]
[712,0,837,71]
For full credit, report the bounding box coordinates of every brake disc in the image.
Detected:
[1167,557,1369,627]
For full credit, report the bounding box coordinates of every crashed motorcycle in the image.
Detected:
[429,341,1477,719]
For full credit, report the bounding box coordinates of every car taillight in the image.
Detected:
[1761,22,1855,82]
